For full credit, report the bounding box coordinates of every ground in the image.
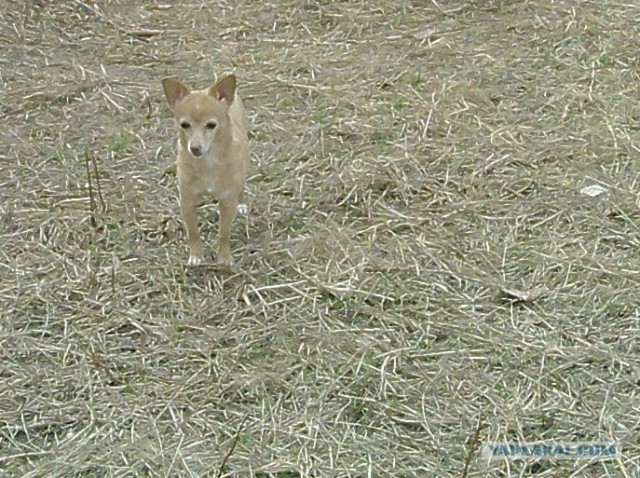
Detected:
[1,0,639,477]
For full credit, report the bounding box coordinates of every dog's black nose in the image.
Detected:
[190,145,203,156]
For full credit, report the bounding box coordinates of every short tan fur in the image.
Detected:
[161,74,250,266]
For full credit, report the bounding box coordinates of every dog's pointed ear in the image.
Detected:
[162,78,190,109]
[208,74,236,104]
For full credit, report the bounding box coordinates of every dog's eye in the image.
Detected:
[205,122,217,130]
[179,121,191,129]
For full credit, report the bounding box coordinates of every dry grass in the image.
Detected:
[1,0,640,476]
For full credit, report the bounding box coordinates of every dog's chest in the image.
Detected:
[180,157,237,199]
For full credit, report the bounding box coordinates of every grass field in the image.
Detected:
[1,0,640,476]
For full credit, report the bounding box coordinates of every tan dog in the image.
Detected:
[161,74,249,266]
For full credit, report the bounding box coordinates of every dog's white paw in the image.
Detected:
[237,203,249,215]
[187,255,204,266]
[217,256,234,266]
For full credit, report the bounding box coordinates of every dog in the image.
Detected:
[161,74,249,266]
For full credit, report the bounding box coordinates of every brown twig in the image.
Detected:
[461,414,484,478]
[88,150,106,212]
[84,148,97,229]
[215,416,249,478]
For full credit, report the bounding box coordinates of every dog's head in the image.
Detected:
[161,75,236,158]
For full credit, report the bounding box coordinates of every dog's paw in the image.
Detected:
[237,203,250,215]
[187,254,204,266]
[217,255,233,266]
[217,249,233,266]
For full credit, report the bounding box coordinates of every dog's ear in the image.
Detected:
[208,74,236,104]
[162,78,190,109]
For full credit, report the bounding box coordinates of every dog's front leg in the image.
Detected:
[179,190,205,266]
[218,196,239,265]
